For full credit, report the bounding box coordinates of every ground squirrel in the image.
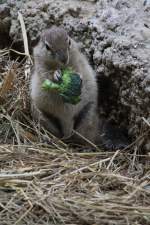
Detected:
[30,26,129,149]
[30,26,99,145]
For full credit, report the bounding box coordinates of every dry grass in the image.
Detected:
[0,49,150,225]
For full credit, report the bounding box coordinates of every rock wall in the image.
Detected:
[0,0,150,149]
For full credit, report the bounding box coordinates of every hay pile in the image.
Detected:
[0,50,150,225]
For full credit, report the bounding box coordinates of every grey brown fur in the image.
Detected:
[30,26,99,144]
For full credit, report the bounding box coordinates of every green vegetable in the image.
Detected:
[42,68,82,105]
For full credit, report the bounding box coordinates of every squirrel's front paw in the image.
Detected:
[54,70,62,82]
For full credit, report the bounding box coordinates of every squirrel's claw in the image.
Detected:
[54,70,62,82]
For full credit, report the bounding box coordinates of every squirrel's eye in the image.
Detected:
[45,43,51,51]
[68,39,71,46]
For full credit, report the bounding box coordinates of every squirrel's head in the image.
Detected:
[35,26,72,68]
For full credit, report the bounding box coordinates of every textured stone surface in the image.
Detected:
[1,0,150,148]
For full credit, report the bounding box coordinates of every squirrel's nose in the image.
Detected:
[58,51,68,64]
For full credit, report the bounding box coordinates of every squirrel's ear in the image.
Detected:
[40,31,50,50]
[41,30,46,42]
[41,29,49,42]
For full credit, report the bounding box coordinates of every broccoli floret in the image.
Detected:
[42,68,82,105]
[42,79,59,90]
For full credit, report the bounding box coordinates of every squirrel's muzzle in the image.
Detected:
[57,50,68,65]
